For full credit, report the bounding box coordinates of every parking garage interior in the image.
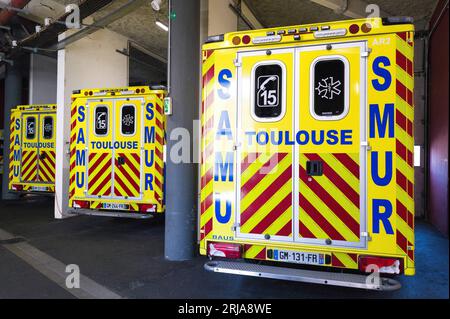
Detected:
[0,0,448,301]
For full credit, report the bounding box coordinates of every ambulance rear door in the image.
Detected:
[20,113,39,183]
[112,98,143,200]
[295,41,368,249]
[86,100,114,198]
[38,113,56,183]
[235,48,295,242]
[85,97,144,203]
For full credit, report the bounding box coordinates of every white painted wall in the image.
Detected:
[29,54,57,105]
[54,28,128,219]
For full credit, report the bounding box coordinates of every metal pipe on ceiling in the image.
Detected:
[52,0,148,51]
[0,0,31,25]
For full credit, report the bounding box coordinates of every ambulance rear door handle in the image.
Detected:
[306,160,323,176]
[118,157,126,165]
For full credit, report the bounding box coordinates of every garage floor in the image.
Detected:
[0,197,448,299]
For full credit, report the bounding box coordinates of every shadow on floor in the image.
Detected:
[0,197,448,299]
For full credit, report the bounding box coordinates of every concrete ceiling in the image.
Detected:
[13,0,440,60]
[52,0,169,58]
[245,0,439,30]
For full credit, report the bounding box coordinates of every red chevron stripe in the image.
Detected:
[299,221,316,238]
[407,241,414,261]
[201,142,214,165]
[396,199,414,229]
[241,153,262,174]
[39,164,52,182]
[44,151,56,171]
[249,193,292,235]
[204,49,213,59]
[91,174,111,196]
[39,158,55,180]
[201,167,213,189]
[202,114,214,137]
[114,173,135,197]
[119,153,140,180]
[115,159,139,194]
[203,85,215,111]
[202,65,214,87]
[88,153,108,176]
[71,107,77,117]
[333,153,359,178]
[255,248,266,260]
[299,193,346,241]
[88,159,110,189]
[306,153,359,208]
[201,192,213,215]
[331,254,345,267]
[396,50,413,76]
[241,153,288,199]
[396,80,413,106]
[396,230,408,254]
[396,169,413,197]
[396,109,413,137]
[155,102,163,115]
[300,166,360,237]
[202,218,213,240]
[276,220,292,236]
[241,165,292,226]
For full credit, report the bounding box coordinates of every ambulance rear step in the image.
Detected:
[204,260,401,291]
[68,209,153,219]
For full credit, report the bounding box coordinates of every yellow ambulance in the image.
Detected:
[200,17,415,290]
[9,104,57,194]
[0,129,4,177]
[69,86,166,218]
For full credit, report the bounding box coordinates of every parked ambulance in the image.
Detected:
[199,17,415,290]
[68,86,166,218]
[9,104,57,194]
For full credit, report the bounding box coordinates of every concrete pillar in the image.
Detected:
[29,54,57,105]
[54,29,128,219]
[1,64,22,200]
[207,0,237,36]
[164,0,200,261]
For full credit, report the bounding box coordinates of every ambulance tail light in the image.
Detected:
[73,200,90,209]
[11,184,23,191]
[139,204,157,213]
[349,24,359,34]
[359,256,402,274]
[207,242,241,259]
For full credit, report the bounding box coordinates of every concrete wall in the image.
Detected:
[427,0,449,236]
[29,54,57,105]
[54,28,128,219]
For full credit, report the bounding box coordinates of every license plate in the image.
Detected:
[272,249,326,265]
[102,203,130,211]
[32,186,48,192]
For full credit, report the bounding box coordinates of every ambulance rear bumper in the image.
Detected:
[68,209,154,219]
[204,260,401,291]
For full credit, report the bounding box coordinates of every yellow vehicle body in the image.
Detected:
[9,104,57,193]
[69,86,166,216]
[200,18,415,277]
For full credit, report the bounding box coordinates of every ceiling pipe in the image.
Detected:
[0,0,31,25]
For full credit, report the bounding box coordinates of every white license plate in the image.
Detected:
[102,203,129,211]
[272,249,326,265]
[32,186,48,192]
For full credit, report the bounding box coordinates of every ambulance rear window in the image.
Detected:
[95,106,109,136]
[253,62,284,120]
[43,117,53,139]
[121,105,136,136]
[312,58,348,119]
[26,117,36,139]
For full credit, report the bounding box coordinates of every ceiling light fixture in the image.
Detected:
[156,19,168,32]
[151,0,162,12]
